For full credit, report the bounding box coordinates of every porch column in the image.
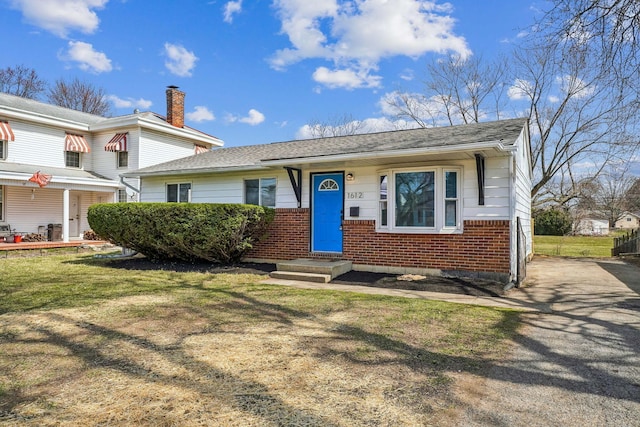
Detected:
[62,189,70,243]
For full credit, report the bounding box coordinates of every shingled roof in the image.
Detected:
[124,118,528,177]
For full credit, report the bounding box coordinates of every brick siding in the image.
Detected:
[249,209,511,274]
[247,208,310,259]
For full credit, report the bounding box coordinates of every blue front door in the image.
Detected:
[311,173,344,253]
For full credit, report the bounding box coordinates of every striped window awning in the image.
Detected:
[195,144,208,154]
[105,133,128,152]
[65,133,90,153]
[0,121,15,141]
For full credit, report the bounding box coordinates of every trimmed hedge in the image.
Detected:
[87,203,275,263]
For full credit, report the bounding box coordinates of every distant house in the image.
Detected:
[615,211,640,230]
[574,216,610,236]
[125,118,532,284]
[0,87,222,242]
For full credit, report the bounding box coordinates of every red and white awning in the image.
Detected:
[0,121,15,141]
[195,144,208,154]
[105,133,128,152]
[65,133,90,153]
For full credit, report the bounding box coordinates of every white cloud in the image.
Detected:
[400,68,414,81]
[186,106,215,122]
[223,0,242,23]
[63,41,112,73]
[548,95,560,103]
[164,43,198,77]
[270,0,469,89]
[508,79,533,101]
[312,66,382,89]
[107,95,153,110]
[226,109,265,126]
[8,0,108,37]
[556,75,595,99]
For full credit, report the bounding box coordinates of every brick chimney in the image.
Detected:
[166,85,185,128]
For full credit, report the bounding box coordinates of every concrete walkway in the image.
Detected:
[260,277,545,311]
[457,257,640,426]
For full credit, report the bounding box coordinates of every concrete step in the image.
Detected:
[269,271,332,283]
[276,258,353,280]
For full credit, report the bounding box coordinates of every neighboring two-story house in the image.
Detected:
[0,87,222,242]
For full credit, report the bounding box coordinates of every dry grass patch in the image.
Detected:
[0,254,522,426]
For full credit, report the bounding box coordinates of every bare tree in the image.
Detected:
[541,0,640,89]
[576,166,638,226]
[385,55,509,127]
[625,177,640,212]
[514,39,639,206]
[306,113,367,138]
[0,65,46,99]
[47,77,111,116]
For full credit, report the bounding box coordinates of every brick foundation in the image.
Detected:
[248,209,511,276]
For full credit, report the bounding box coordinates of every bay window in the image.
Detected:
[378,167,461,232]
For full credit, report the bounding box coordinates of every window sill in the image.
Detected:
[375,227,463,235]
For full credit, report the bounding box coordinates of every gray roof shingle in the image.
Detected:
[125,118,528,177]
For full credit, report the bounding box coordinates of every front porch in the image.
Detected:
[0,239,113,256]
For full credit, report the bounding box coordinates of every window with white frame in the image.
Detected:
[118,189,128,203]
[117,151,128,168]
[167,183,191,203]
[244,178,276,208]
[0,140,6,160]
[65,151,81,168]
[378,167,461,232]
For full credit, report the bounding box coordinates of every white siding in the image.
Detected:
[4,119,92,169]
[138,128,198,169]
[140,158,514,225]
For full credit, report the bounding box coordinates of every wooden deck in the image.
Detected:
[0,240,112,254]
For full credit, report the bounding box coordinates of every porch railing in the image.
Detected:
[612,229,640,256]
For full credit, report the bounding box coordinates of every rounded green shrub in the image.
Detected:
[88,203,275,263]
[534,208,572,236]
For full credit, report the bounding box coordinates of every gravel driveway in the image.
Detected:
[457,256,640,426]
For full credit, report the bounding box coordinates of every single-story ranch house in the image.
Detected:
[124,118,532,284]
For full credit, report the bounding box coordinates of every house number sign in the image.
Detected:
[347,192,364,199]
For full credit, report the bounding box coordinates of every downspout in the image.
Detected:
[120,176,140,194]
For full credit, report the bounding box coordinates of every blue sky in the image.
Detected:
[1,0,539,147]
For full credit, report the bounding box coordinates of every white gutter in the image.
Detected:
[259,139,513,167]
[0,106,92,132]
[121,164,266,178]
[0,171,119,189]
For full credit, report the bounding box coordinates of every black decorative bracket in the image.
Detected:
[475,154,485,206]
[285,167,302,208]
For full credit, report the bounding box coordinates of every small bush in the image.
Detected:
[534,208,572,236]
[82,230,101,241]
[88,203,275,263]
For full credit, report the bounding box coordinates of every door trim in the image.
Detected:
[310,171,344,253]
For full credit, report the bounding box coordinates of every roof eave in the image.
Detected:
[90,116,224,147]
[121,164,266,178]
[0,106,92,132]
[259,139,512,166]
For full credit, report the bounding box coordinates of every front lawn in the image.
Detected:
[533,234,616,257]
[0,254,522,426]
